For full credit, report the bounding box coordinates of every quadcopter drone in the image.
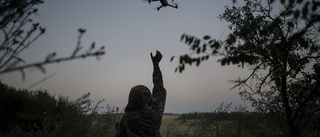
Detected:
[147,0,178,11]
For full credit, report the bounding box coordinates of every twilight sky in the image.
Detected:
[0,0,254,113]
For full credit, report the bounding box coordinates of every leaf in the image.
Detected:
[36,65,46,74]
[33,8,38,13]
[46,52,56,62]
[202,44,207,52]
[196,58,201,66]
[180,34,186,42]
[13,39,20,45]
[203,35,211,40]
[219,58,228,66]
[184,55,192,65]
[212,50,218,54]
[78,28,86,34]
[170,56,174,62]
[205,55,209,60]
[179,64,185,73]
[179,56,183,64]
[208,40,214,45]
[91,42,95,49]
[213,41,221,49]
[196,48,201,54]
[190,44,197,50]
[193,39,200,48]
[226,34,236,45]
[186,36,194,45]
[39,27,46,34]
[33,23,39,27]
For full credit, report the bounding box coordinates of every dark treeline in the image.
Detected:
[176,111,264,123]
[0,82,119,137]
[175,111,268,137]
[174,110,320,137]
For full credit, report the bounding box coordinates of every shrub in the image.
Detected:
[0,81,120,137]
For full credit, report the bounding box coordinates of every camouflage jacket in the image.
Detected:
[115,67,166,137]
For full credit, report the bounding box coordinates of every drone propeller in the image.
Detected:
[166,2,179,10]
[149,6,159,10]
[172,2,180,9]
[141,0,149,4]
[142,0,159,4]
[172,1,179,5]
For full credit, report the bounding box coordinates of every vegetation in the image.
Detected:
[1,80,317,137]
[171,103,268,137]
[172,0,320,136]
[2,0,320,136]
[163,103,319,137]
[0,81,120,137]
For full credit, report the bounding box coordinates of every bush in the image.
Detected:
[0,81,120,137]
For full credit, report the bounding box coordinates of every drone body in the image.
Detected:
[148,0,178,11]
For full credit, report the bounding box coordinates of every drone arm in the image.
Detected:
[167,4,178,9]
[157,5,163,11]
[148,0,159,3]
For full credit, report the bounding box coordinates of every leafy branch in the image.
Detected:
[170,34,227,73]
[173,0,320,136]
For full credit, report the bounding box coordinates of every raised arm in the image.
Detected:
[150,50,166,112]
[151,50,163,87]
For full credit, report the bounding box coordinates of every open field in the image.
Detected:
[160,114,195,137]
[159,113,269,137]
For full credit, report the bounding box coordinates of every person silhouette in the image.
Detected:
[115,50,166,137]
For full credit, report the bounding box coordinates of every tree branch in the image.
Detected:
[0,49,105,75]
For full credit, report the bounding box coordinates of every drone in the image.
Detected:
[147,0,178,11]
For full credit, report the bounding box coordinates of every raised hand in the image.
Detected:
[150,50,162,67]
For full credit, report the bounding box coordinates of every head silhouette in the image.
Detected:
[125,85,152,112]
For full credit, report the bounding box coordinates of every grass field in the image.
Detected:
[160,114,195,137]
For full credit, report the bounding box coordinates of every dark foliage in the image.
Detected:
[0,81,120,137]
[0,81,56,132]
[172,0,320,136]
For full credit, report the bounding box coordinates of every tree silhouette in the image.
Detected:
[0,0,105,80]
[172,0,320,136]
